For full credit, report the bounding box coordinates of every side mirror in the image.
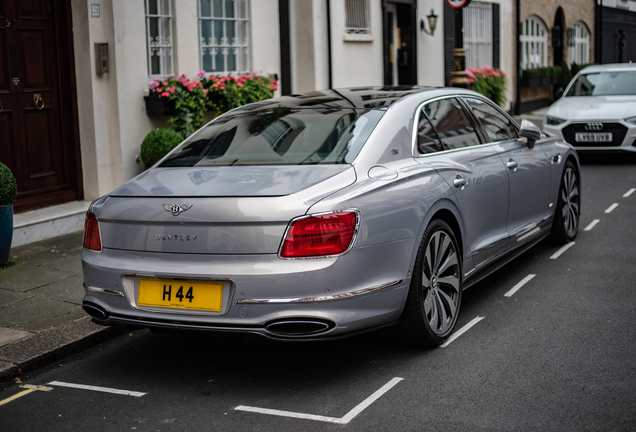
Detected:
[555,87,564,99]
[519,119,541,149]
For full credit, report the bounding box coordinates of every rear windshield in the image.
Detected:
[566,71,636,96]
[160,108,385,167]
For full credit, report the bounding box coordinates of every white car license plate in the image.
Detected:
[575,132,613,142]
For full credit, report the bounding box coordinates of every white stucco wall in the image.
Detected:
[330,0,384,87]
[71,0,282,202]
[417,0,445,87]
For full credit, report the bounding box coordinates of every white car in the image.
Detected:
[543,63,636,152]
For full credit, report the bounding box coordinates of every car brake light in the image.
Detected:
[83,212,102,252]
[280,211,358,258]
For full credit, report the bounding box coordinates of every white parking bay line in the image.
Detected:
[235,377,403,424]
[48,381,146,397]
[584,219,600,231]
[605,203,619,213]
[504,274,536,298]
[550,241,575,260]
[440,316,485,348]
[624,188,635,198]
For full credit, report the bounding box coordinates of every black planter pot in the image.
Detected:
[0,204,13,266]
[552,75,561,85]
[144,95,175,117]
[540,76,552,86]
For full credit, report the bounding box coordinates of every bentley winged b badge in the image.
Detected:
[163,204,193,216]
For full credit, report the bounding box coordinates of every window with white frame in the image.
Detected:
[569,21,590,66]
[520,16,548,69]
[463,2,493,69]
[145,0,174,79]
[345,0,370,35]
[199,0,250,74]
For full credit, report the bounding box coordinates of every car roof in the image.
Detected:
[231,86,437,112]
[228,86,492,114]
[580,63,636,74]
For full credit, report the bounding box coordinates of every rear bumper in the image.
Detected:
[81,239,415,340]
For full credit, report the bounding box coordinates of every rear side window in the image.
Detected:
[463,97,518,142]
[417,111,444,154]
[160,108,385,166]
[423,98,480,150]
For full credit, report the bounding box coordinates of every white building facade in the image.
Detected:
[5,0,514,245]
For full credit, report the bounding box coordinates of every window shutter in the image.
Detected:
[444,3,455,86]
[492,3,500,69]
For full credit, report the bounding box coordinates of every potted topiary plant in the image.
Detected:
[0,162,17,267]
[140,128,184,169]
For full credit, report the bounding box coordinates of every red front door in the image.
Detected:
[0,0,82,212]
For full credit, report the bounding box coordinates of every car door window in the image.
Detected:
[463,97,518,143]
[416,111,444,154]
[424,98,481,150]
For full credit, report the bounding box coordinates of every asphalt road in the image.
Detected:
[2,155,636,432]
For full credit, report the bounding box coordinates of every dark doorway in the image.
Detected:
[0,0,82,213]
[383,1,417,86]
[552,8,565,66]
[601,6,636,64]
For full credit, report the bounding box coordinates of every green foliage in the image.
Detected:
[140,128,183,168]
[200,73,278,113]
[0,162,17,206]
[571,62,593,77]
[467,66,508,107]
[560,61,573,88]
[521,66,562,81]
[149,76,209,138]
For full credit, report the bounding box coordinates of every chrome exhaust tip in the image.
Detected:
[265,319,334,336]
[82,302,108,320]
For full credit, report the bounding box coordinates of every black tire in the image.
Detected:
[397,219,462,347]
[550,161,580,243]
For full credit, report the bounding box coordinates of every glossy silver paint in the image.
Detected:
[82,87,580,340]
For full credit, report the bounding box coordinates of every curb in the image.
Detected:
[0,317,126,382]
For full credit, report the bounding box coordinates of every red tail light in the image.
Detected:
[280,211,359,258]
[83,212,102,252]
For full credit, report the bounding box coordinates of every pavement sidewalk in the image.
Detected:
[0,231,124,382]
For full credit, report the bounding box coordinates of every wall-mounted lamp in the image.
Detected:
[420,9,438,36]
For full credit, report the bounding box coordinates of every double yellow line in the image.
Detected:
[0,384,53,407]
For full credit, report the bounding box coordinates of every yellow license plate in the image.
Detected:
[138,279,223,312]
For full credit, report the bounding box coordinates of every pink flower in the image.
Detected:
[150,81,160,89]
[178,74,187,80]
[162,81,168,86]
[203,89,209,94]
[467,78,473,84]
[197,70,206,78]
[466,69,475,78]
[245,74,253,80]
[161,92,169,97]
[237,82,244,87]
[170,86,175,93]
[228,74,236,80]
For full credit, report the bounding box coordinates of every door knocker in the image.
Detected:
[34,94,44,110]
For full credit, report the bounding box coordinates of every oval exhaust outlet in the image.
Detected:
[265,319,333,336]
[82,303,108,320]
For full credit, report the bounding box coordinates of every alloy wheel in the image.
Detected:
[421,230,460,336]
[561,167,579,239]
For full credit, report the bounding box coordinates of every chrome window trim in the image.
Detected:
[235,279,403,304]
[277,209,361,260]
[411,94,522,159]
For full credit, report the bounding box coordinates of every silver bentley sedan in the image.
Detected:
[82,87,580,346]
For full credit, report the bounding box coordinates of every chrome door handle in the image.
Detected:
[453,175,466,189]
[507,159,518,171]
